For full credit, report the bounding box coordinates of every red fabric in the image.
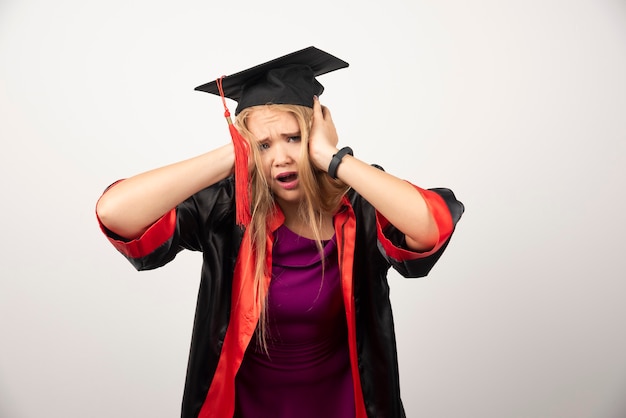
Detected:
[97,207,177,260]
[198,211,283,418]
[229,122,252,227]
[334,199,368,418]
[217,76,251,227]
[198,229,269,417]
[376,184,453,261]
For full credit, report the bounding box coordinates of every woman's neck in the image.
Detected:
[279,203,334,240]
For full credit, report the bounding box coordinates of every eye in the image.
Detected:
[287,136,301,143]
[258,142,270,151]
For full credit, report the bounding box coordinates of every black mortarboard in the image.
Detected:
[194,46,349,115]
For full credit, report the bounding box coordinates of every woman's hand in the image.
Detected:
[308,96,340,172]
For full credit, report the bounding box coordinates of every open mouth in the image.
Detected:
[276,172,298,183]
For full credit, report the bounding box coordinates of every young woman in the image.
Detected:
[96,47,464,418]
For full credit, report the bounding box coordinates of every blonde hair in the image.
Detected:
[235,104,349,351]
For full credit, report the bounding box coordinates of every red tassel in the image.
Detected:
[217,77,251,227]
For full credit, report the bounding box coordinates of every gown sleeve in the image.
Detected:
[376,185,464,278]
[96,176,237,271]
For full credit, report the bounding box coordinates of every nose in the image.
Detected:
[272,142,292,166]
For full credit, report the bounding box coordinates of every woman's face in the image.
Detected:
[247,107,304,208]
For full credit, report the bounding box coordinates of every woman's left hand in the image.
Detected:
[308,96,340,172]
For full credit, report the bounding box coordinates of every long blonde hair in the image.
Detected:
[235,104,349,351]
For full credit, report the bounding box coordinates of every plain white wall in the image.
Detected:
[1,0,625,417]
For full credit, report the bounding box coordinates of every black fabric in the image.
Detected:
[233,64,322,115]
[118,175,464,418]
[350,186,464,417]
[194,46,349,114]
[121,177,243,416]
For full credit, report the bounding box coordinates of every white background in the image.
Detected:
[1,0,625,417]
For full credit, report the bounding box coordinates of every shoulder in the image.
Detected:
[178,175,237,227]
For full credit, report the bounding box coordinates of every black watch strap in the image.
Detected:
[327,146,353,179]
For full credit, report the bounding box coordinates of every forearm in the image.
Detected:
[309,98,439,251]
[334,154,439,251]
[96,143,235,240]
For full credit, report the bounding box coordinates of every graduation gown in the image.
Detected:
[98,174,464,418]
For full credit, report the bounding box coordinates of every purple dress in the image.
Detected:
[234,225,355,417]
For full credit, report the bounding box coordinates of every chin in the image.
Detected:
[274,191,304,206]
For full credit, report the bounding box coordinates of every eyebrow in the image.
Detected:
[255,131,301,143]
[283,131,301,138]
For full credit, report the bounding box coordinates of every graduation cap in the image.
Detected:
[194,47,349,227]
[195,46,349,115]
